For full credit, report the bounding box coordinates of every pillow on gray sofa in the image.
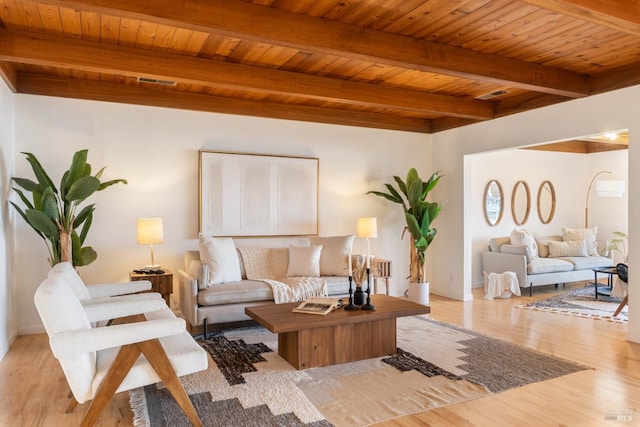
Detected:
[198,235,242,286]
[308,235,355,276]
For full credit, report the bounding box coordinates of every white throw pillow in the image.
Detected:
[308,235,355,276]
[510,228,539,260]
[286,245,322,277]
[562,226,598,256]
[548,240,588,257]
[198,235,242,286]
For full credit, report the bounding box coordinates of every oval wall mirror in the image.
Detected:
[483,180,504,226]
[511,180,531,225]
[537,180,556,224]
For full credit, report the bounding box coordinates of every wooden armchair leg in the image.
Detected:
[614,295,628,317]
[139,339,203,427]
[81,343,143,427]
[65,395,79,413]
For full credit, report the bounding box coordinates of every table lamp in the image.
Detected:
[137,218,164,268]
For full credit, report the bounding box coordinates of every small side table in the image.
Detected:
[130,268,173,306]
[372,259,392,295]
[592,266,617,299]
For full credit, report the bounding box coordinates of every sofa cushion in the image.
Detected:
[500,244,534,263]
[198,235,242,286]
[197,280,273,306]
[308,235,355,276]
[528,258,574,274]
[286,245,322,277]
[489,236,510,252]
[548,240,587,257]
[562,226,598,256]
[510,228,539,261]
[558,256,613,271]
[535,235,562,258]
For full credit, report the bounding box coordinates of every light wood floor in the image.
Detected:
[1,284,638,426]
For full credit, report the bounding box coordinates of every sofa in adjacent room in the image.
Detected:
[178,235,354,333]
[482,227,613,296]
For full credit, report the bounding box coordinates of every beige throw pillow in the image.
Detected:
[549,240,588,257]
[198,235,242,286]
[510,228,539,261]
[286,245,322,277]
[308,235,355,276]
[562,226,598,256]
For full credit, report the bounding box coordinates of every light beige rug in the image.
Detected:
[130,315,589,426]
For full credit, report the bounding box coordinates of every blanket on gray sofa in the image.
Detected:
[238,247,327,303]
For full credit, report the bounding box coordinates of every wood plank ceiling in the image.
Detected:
[1,0,640,134]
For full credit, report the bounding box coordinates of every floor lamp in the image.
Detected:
[584,171,625,228]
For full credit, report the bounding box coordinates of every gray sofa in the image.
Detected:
[178,241,353,334]
[482,234,613,296]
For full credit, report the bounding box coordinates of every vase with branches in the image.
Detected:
[11,149,127,267]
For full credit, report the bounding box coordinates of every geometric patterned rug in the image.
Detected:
[518,284,628,323]
[129,315,590,426]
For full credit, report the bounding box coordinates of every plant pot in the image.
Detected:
[408,281,429,306]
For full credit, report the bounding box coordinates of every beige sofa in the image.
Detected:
[482,233,613,296]
[178,236,354,334]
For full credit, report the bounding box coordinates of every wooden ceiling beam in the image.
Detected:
[36,0,589,98]
[520,0,640,36]
[16,73,433,133]
[0,29,492,120]
[0,61,17,92]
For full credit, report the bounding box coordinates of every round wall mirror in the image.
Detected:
[511,180,531,225]
[483,180,504,226]
[537,180,556,224]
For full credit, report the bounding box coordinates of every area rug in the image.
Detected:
[518,284,628,323]
[129,315,590,426]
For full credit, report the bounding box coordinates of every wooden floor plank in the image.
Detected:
[1,283,638,426]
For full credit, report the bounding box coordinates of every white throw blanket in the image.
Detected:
[238,247,327,304]
[484,271,521,300]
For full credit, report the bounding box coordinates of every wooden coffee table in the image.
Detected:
[245,294,430,369]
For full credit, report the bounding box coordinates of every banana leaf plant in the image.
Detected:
[367,168,444,283]
[11,149,127,267]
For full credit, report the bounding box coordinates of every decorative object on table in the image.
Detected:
[367,168,444,305]
[517,284,627,322]
[344,245,359,310]
[10,149,127,267]
[137,217,164,268]
[358,217,377,310]
[292,297,342,315]
[131,316,589,427]
[584,170,625,228]
[350,254,367,306]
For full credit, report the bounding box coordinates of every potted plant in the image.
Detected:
[607,231,628,264]
[367,168,444,304]
[11,149,127,267]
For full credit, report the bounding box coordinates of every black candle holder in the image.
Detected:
[344,275,359,310]
[362,267,376,311]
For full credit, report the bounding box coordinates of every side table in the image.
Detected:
[592,266,617,299]
[372,259,392,295]
[130,268,173,306]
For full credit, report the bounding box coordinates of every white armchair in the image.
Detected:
[34,273,208,426]
[48,262,165,322]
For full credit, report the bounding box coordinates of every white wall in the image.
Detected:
[430,85,640,342]
[0,80,16,359]
[469,148,628,286]
[12,95,431,334]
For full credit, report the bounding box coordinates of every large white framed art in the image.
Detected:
[199,151,319,237]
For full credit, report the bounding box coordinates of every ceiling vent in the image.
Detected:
[137,77,177,86]
[476,90,509,100]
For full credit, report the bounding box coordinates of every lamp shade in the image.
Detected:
[596,179,625,197]
[357,217,378,238]
[137,218,164,245]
